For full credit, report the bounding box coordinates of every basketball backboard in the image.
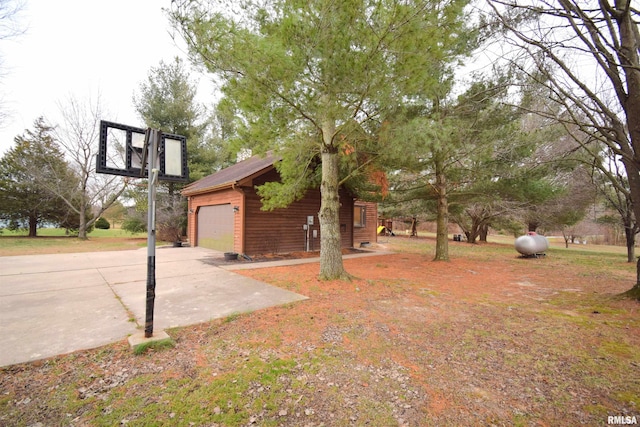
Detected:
[96,120,189,182]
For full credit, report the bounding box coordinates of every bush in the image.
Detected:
[58,210,94,235]
[95,217,110,230]
[158,224,182,243]
[122,216,146,234]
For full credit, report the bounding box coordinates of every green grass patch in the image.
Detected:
[0,227,146,238]
[598,340,636,359]
[583,402,610,417]
[89,355,301,427]
[0,228,157,255]
[616,391,640,407]
[0,392,13,408]
[224,311,245,323]
[132,338,176,356]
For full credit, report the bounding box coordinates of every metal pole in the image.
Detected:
[144,129,159,338]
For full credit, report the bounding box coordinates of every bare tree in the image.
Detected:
[0,0,23,39]
[156,193,187,244]
[0,0,25,125]
[51,94,128,239]
[488,0,640,293]
[591,145,639,261]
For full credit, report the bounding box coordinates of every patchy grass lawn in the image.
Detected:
[1,236,639,426]
[0,228,148,256]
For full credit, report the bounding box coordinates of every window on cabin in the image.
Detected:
[354,205,366,228]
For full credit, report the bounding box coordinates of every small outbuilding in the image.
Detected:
[181,152,377,256]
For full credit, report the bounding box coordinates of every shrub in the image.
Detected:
[95,217,110,229]
[122,216,146,234]
[158,224,182,243]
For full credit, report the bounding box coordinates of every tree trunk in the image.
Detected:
[433,151,449,261]
[78,204,88,240]
[76,178,89,240]
[467,217,482,243]
[29,213,37,237]
[561,229,569,248]
[318,148,348,280]
[624,225,635,263]
[467,229,478,243]
[410,217,417,237]
[630,257,640,299]
[617,7,640,289]
[479,223,488,242]
[620,155,640,285]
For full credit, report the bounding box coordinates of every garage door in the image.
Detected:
[197,204,234,252]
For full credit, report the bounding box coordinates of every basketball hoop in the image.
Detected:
[96,120,189,182]
[96,120,189,338]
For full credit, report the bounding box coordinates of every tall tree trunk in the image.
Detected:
[433,151,449,261]
[319,148,348,280]
[562,229,570,248]
[479,223,489,242]
[618,6,640,291]
[468,217,482,243]
[621,155,640,288]
[29,213,37,237]
[632,256,640,297]
[624,225,635,263]
[78,205,87,240]
[77,179,89,240]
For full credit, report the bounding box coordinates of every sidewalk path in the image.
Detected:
[0,247,307,367]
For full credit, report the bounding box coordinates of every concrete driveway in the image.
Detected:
[0,247,307,367]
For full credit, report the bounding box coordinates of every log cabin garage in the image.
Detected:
[182,152,377,256]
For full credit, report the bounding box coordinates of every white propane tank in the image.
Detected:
[514,232,549,256]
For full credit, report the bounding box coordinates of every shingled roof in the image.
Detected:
[182,152,280,196]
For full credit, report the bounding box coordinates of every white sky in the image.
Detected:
[0,0,215,155]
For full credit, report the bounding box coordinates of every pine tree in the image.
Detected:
[0,118,74,236]
[171,0,475,279]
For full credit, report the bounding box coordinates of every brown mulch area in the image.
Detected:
[1,237,639,426]
[210,247,367,265]
[230,242,640,425]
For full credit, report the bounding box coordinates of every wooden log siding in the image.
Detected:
[185,164,378,255]
[242,169,354,255]
[353,201,378,246]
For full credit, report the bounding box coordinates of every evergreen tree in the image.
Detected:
[133,57,209,182]
[171,0,475,279]
[133,57,211,243]
[0,117,74,236]
[382,77,519,258]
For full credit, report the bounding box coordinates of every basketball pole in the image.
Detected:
[144,129,160,338]
[96,121,188,344]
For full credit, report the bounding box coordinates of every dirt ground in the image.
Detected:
[233,240,640,424]
[1,236,639,426]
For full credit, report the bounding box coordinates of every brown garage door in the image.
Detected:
[197,204,234,252]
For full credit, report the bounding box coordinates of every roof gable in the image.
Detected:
[182,152,279,196]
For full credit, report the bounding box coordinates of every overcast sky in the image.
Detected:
[0,0,214,155]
